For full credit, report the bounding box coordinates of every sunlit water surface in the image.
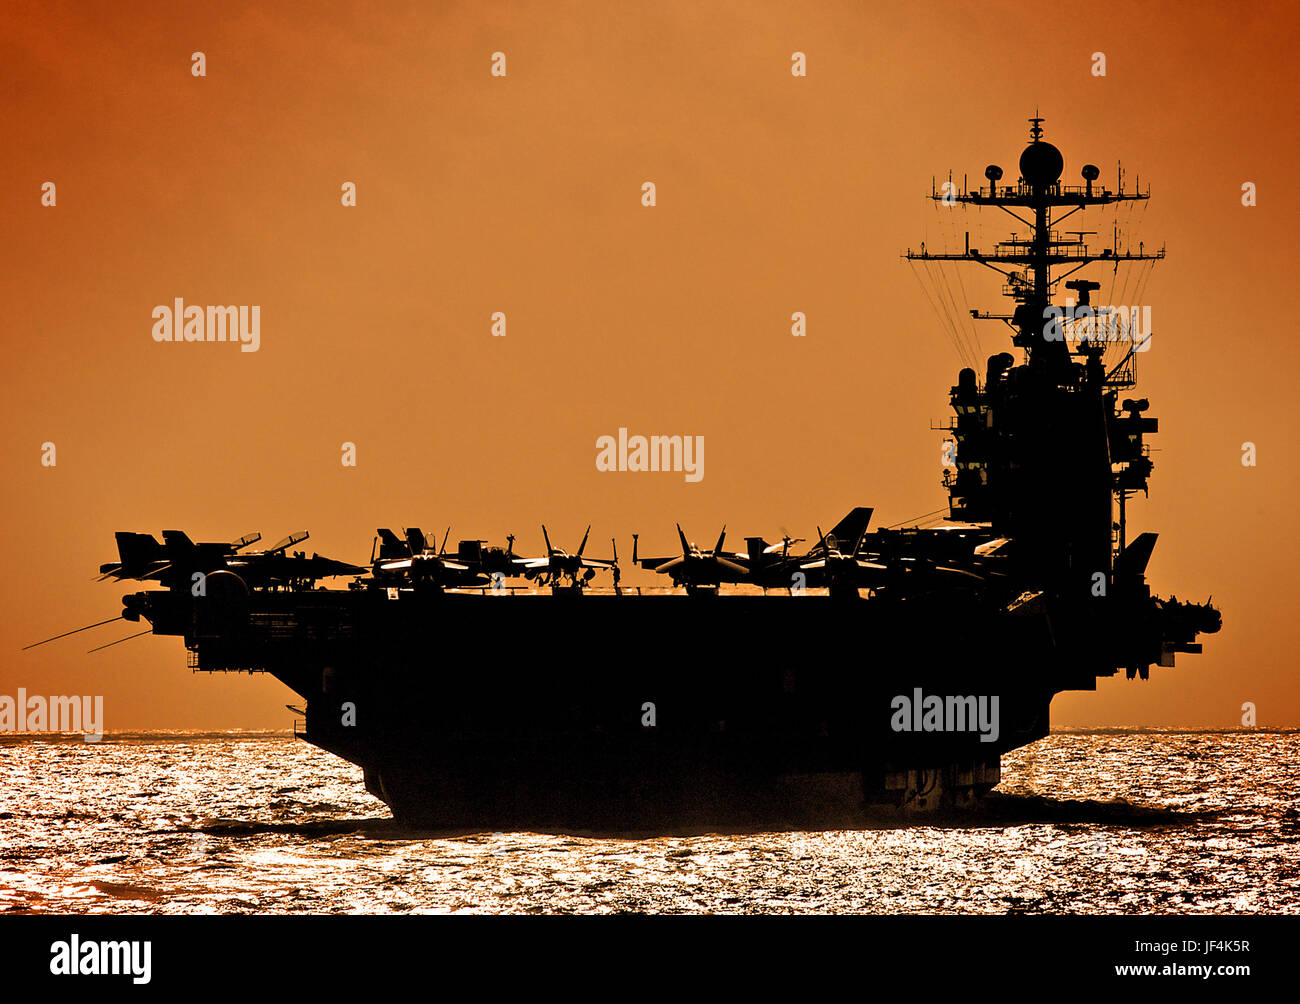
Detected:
[1,730,1297,914]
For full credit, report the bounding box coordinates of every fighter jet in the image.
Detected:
[520,525,617,589]
[98,530,364,591]
[634,525,750,594]
[799,526,889,598]
[228,532,367,588]
[97,530,261,584]
[368,527,491,590]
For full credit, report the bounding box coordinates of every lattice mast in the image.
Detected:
[908,115,1161,373]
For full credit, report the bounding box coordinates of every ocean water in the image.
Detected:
[1,730,1297,914]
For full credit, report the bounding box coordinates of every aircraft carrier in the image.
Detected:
[69,119,1221,827]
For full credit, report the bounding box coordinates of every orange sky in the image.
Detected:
[3,0,1298,730]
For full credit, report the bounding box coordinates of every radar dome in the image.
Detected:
[1019,142,1063,188]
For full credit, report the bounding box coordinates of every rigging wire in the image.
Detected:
[930,202,978,368]
[919,204,966,367]
[952,254,983,364]
[884,506,951,529]
[938,259,977,367]
[908,260,969,368]
[948,247,978,360]
[931,260,964,364]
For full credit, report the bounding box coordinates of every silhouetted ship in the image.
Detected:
[89,118,1220,827]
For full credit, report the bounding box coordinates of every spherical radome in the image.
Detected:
[1019,142,1064,187]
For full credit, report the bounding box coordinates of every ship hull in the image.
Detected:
[185,589,1062,827]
